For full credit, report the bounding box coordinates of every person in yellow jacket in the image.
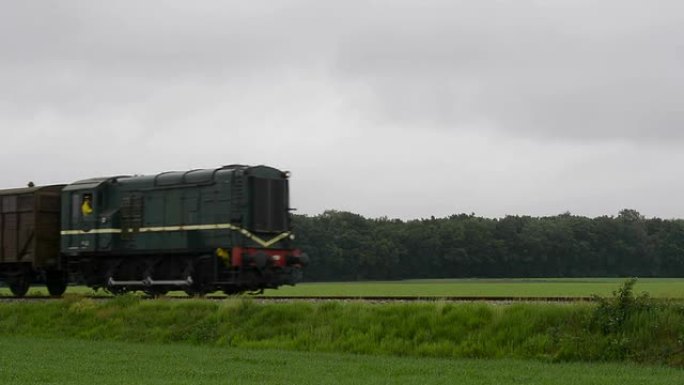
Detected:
[81,195,93,216]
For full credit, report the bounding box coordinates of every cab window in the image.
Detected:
[72,193,94,221]
[81,193,94,216]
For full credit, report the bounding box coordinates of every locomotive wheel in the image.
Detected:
[183,286,207,297]
[223,285,241,295]
[239,270,262,291]
[46,271,68,297]
[183,278,210,297]
[9,277,30,297]
[182,255,212,297]
[143,288,169,297]
[106,285,127,295]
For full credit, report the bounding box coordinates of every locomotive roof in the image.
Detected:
[0,184,65,196]
[62,176,129,192]
[62,165,284,191]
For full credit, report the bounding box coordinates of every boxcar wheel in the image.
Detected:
[9,278,30,297]
[46,271,67,297]
[46,280,67,297]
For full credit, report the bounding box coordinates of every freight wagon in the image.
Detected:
[0,185,66,296]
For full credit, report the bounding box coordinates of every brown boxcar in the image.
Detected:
[0,184,66,296]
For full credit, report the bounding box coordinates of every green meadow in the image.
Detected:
[263,278,684,298]
[1,336,683,385]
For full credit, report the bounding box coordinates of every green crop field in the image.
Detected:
[1,336,682,385]
[264,278,684,298]
[3,277,684,298]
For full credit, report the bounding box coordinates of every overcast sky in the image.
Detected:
[1,1,683,219]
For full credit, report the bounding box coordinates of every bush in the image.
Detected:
[591,278,652,335]
[588,278,684,365]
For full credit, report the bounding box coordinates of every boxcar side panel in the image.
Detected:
[2,213,18,262]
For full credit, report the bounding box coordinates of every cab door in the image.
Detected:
[70,190,98,252]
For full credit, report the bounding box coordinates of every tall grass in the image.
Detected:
[1,281,683,366]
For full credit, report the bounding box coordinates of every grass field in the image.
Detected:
[2,277,684,298]
[1,336,683,385]
[263,278,684,298]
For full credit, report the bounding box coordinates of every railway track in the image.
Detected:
[0,295,597,303]
[253,295,597,302]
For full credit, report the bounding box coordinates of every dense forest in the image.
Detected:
[292,209,684,281]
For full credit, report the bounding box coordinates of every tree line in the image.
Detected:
[292,209,684,281]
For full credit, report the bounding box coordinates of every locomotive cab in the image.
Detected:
[61,178,120,254]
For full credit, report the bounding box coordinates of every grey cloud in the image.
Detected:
[2,1,683,139]
[331,1,684,140]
